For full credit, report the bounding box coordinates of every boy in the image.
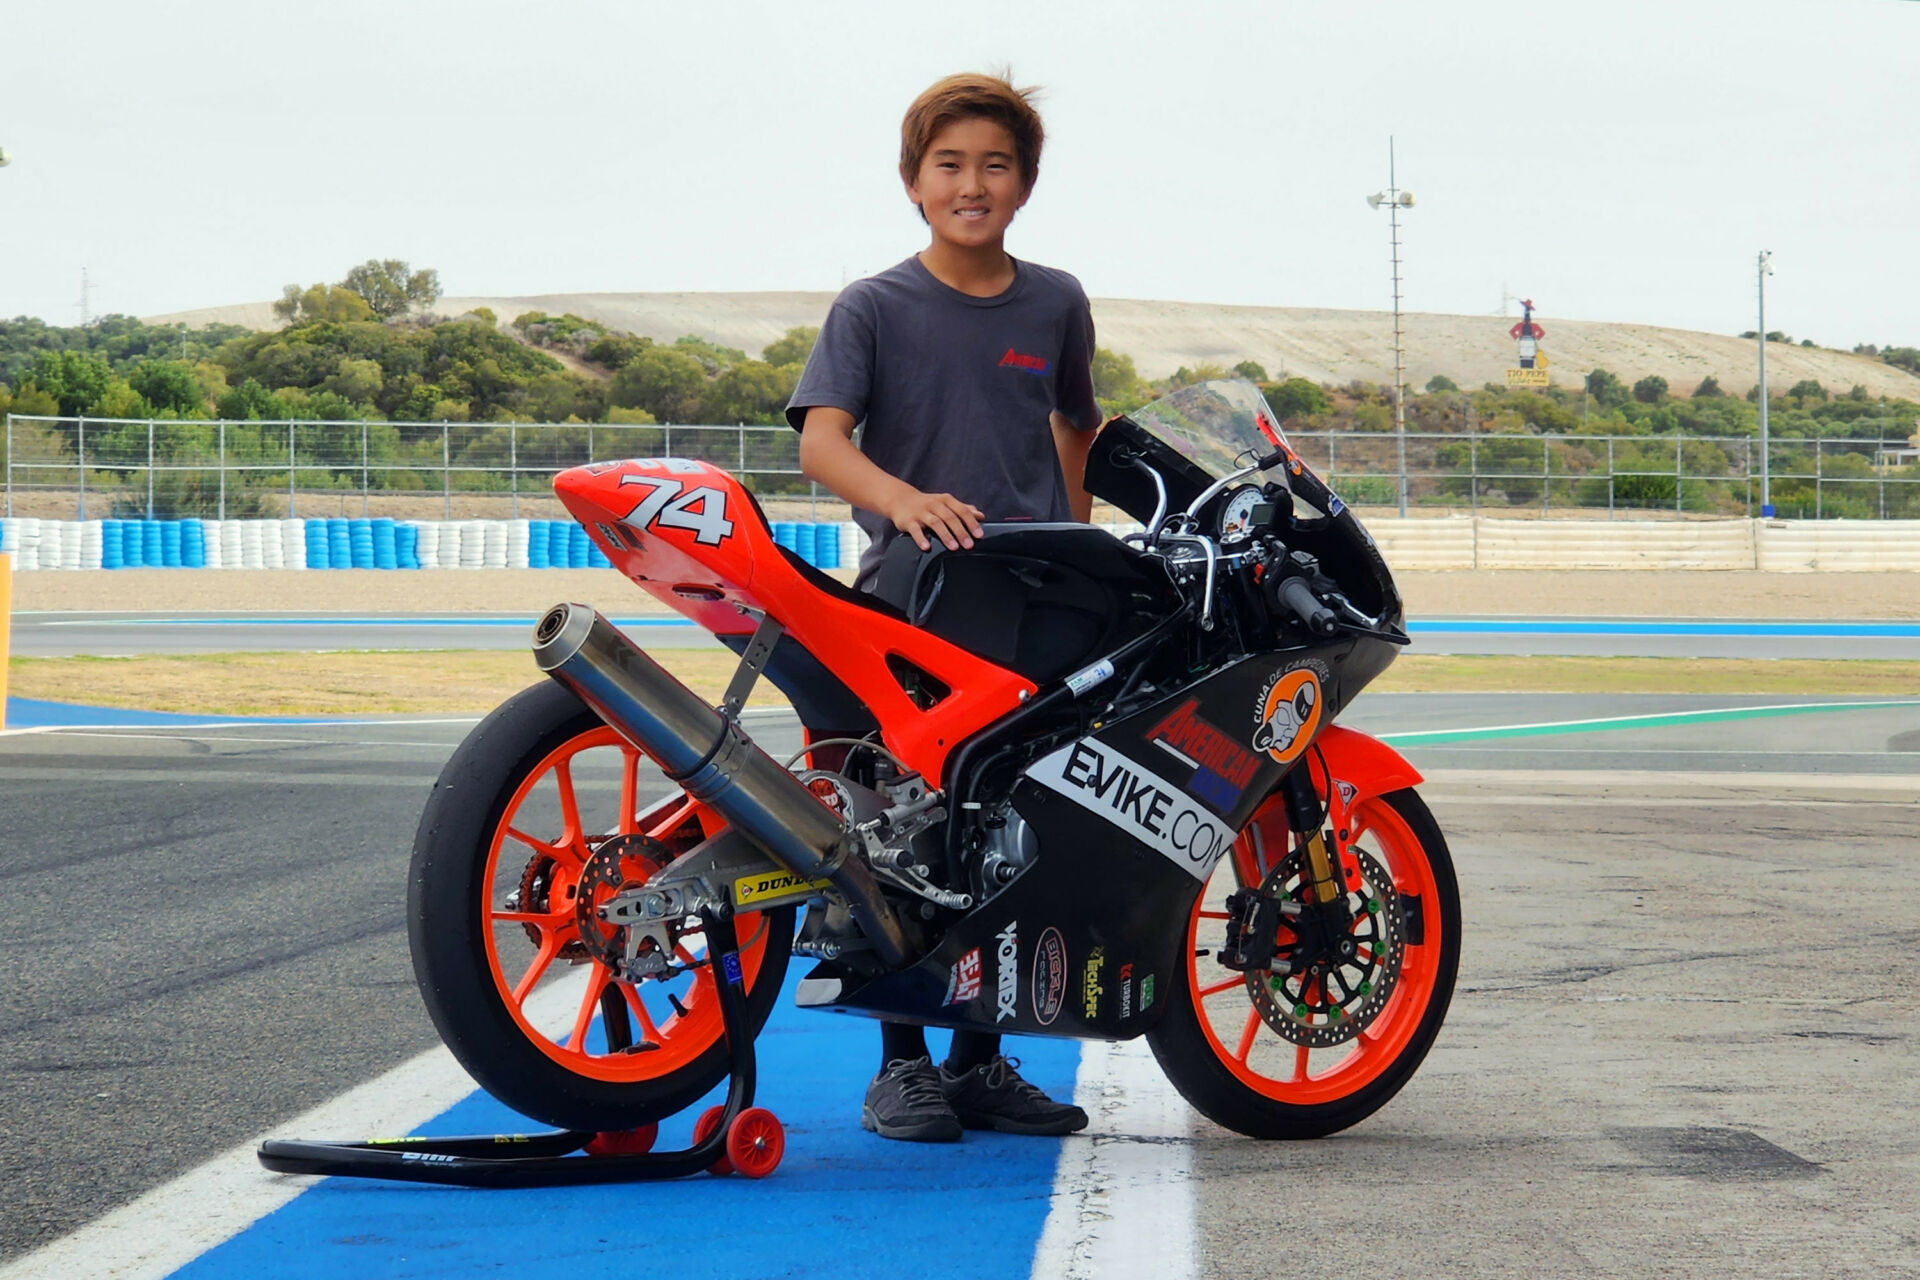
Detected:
[786,72,1101,1143]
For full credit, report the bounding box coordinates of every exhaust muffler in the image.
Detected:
[532,602,912,968]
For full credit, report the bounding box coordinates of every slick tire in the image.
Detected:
[409,680,792,1133]
[1147,787,1460,1140]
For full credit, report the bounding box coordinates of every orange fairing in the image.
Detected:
[1310,724,1424,804]
[553,459,1036,785]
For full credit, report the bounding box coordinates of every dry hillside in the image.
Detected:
[149,293,1920,401]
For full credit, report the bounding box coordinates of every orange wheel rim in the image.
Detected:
[478,726,774,1084]
[1188,794,1442,1106]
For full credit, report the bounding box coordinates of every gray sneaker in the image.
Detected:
[862,1056,963,1143]
[939,1055,1089,1136]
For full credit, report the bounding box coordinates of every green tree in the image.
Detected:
[341,259,442,318]
[1425,374,1459,392]
[699,360,793,424]
[1231,359,1269,382]
[1585,368,1628,408]
[29,350,113,416]
[670,334,748,374]
[1632,375,1669,404]
[761,326,819,368]
[585,334,652,370]
[217,378,290,420]
[609,346,709,422]
[1265,377,1330,421]
[1693,376,1723,398]
[1788,379,1829,402]
[94,378,151,418]
[273,283,377,325]
[323,357,385,404]
[127,360,207,416]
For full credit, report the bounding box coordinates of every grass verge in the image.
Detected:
[7,652,1918,717]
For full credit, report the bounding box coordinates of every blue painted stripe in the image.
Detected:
[1410,619,1920,638]
[3,698,349,728]
[170,973,1079,1280]
[56,616,697,629]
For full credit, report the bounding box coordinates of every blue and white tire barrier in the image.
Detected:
[0,517,912,571]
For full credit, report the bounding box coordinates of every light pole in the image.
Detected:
[1368,140,1416,517]
[1756,250,1774,518]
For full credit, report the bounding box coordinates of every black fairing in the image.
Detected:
[1086,416,1405,629]
[869,523,1182,685]
[809,639,1382,1037]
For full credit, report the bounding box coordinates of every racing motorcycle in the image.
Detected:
[408,378,1460,1148]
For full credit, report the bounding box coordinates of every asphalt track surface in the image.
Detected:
[17,610,1920,659]
[3,695,1918,1277]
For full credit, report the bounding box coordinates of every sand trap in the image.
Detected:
[12,568,1920,621]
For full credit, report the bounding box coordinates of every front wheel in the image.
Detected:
[1148,787,1459,1139]
[409,680,792,1133]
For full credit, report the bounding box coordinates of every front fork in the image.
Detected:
[1282,761,1353,906]
[1219,759,1354,971]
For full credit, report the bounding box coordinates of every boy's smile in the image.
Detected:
[907,117,1031,252]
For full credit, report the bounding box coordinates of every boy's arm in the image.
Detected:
[1051,410,1095,523]
[799,406,985,552]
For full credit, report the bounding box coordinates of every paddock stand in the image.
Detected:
[257,909,785,1187]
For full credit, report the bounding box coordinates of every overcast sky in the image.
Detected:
[2,0,1914,347]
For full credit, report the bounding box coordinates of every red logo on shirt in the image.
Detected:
[998,348,1050,376]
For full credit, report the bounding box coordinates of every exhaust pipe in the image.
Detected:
[532,602,912,968]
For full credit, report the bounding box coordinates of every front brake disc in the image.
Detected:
[1246,847,1405,1047]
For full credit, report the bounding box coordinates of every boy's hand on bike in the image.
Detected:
[889,489,985,551]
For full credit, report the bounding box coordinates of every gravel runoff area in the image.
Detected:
[11,568,1920,620]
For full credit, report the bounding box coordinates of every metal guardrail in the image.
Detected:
[4,415,1918,521]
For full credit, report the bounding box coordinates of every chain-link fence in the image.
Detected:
[6,414,1918,522]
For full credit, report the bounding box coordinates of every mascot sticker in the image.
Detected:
[1253,665,1328,764]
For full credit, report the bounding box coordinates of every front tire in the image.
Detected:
[1148,787,1459,1139]
[409,680,792,1132]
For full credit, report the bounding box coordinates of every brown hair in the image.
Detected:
[899,72,1044,193]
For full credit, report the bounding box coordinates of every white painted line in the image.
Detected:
[0,971,589,1280]
[1383,698,1920,742]
[1419,767,1920,793]
[1033,1040,1195,1280]
[3,707,793,740]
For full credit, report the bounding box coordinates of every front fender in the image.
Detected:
[1311,723,1423,806]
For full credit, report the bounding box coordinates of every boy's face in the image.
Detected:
[906,117,1031,249]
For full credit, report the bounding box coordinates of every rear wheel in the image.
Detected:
[1148,787,1459,1138]
[410,681,792,1132]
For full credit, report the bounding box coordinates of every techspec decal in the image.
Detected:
[1027,739,1231,880]
[733,868,832,908]
[1032,928,1068,1026]
[1253,665,1328,764]
[1146,697,1261,811]
[1081,946,1107,1020]
[995,923,1019,1022]
[945,947,982,1005]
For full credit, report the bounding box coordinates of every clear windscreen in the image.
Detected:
[1123,379,1292,482]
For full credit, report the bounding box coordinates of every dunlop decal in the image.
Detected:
[732,868,832,908]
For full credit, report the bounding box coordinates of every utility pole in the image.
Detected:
[1368,141,1416,516]
[1757,250,1774,517]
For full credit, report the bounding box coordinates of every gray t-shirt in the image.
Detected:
[785,254,1102,586]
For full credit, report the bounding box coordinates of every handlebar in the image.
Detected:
[1276,575,1340,637]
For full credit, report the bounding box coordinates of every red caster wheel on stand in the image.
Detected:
[691,1105,734,1175]
[725,1107,785,1179]
[583,1124,658,1157]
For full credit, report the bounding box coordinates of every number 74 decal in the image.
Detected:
[618,473,736,546]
